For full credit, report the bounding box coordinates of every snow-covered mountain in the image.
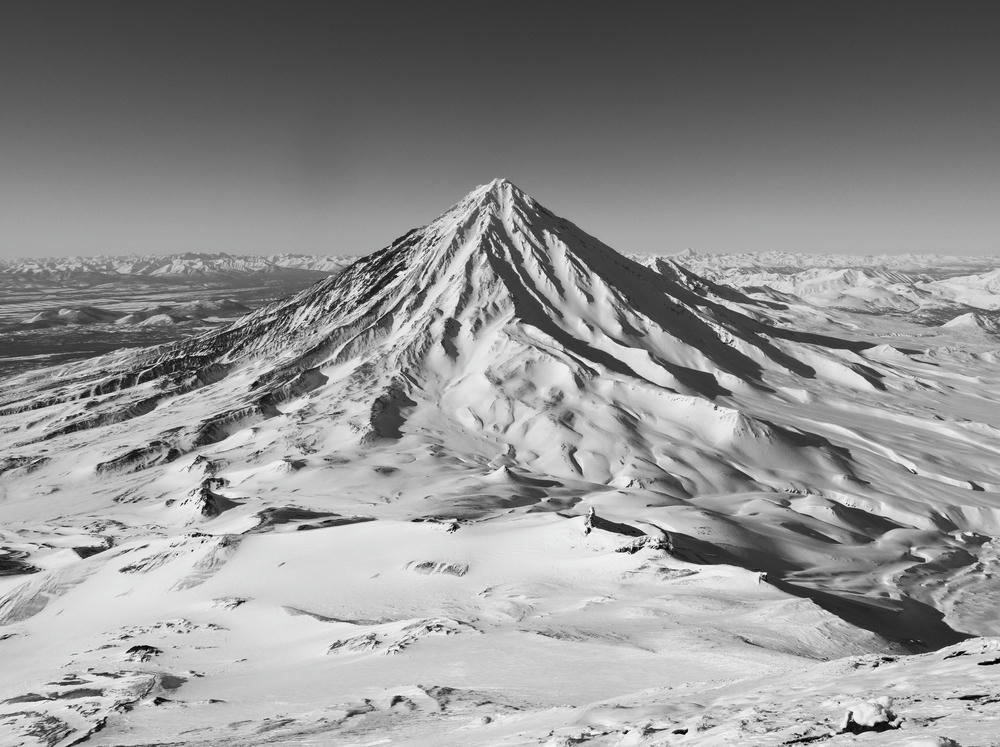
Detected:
[0,252,352,292]
[1,180,997,745]
[0,179,880,488]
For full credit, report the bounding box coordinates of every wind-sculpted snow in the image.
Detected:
[1,180,998,744]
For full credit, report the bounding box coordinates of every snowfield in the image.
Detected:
[1,180,999,745]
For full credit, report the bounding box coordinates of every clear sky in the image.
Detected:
[1,1,999,258]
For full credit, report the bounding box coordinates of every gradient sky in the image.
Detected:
[1,1,999,258]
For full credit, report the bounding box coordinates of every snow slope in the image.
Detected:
[0,180,998,745]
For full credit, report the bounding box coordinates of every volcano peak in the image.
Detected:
[444,177,537,224]
[479,176,524,196]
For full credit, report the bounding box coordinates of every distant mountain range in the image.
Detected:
[0,252,354,287]
[643,251,1000,317]
[667,248,1000,273]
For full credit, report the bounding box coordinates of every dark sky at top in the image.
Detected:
[1,1,998,258]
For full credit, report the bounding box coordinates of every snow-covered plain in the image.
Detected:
[1,180,999,745]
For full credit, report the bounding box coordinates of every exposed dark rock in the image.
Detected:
[249,506,375,533]
[186,480,239,518]
[0,549,41,576]
[366,381,416,441]
[404,560,469,576]
[159,674,187,690]
[96,440,180,475]
[124,644,163,663]
[2,692,50,704]
[250,506,336,532]
[0,455,49,476]
[582,508,646,538]
[72,538,113,558]
[211,597,248,610]
[837,700,901,734]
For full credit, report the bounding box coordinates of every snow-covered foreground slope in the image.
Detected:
[1,181,998,745]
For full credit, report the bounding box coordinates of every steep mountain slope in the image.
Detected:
[1,180,998,745]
